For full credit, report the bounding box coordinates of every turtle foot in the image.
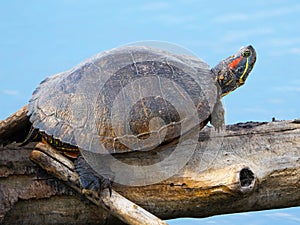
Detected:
[211,98,225,132]
[211,117,225,132]
[75,156,112,196]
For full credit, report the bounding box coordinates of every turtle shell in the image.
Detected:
[28,46,219,154]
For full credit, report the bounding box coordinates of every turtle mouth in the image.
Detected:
[244,45,257,67]
[233,57,249,84]
[240,46,256,83]
[231,45,257,85]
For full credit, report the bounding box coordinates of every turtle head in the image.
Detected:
[212,45,256,97]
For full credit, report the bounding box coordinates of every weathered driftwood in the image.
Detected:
[0,107,300,224]
[0,105,30,145]
[30,143,168,225]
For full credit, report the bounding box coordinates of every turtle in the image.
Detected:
[22,44,256,194]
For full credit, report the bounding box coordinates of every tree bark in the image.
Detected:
[0,107,300,224]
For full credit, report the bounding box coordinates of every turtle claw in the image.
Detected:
[101,178,112,197]
[75,156,112,197]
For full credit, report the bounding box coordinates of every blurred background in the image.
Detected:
[0,0,299,224]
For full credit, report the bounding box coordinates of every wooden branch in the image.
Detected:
[0,105,30,145]
[0,106,300,224]
[30,143,168,225]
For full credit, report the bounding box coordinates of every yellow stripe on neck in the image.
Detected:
[239,57,249,84]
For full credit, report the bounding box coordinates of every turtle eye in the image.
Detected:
[242,49,251,57]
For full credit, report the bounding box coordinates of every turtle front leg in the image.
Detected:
[75,156,112,196]
[210,98,225,131]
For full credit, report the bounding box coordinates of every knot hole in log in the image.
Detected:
[239,167,256,193]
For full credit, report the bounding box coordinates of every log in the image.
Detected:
[30,143,168,225]
[0,107,300,224]
[0,105,30,145]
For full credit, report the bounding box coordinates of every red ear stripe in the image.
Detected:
[228,56,243,70]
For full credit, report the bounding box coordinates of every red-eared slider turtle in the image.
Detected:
[23,44,256,193]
